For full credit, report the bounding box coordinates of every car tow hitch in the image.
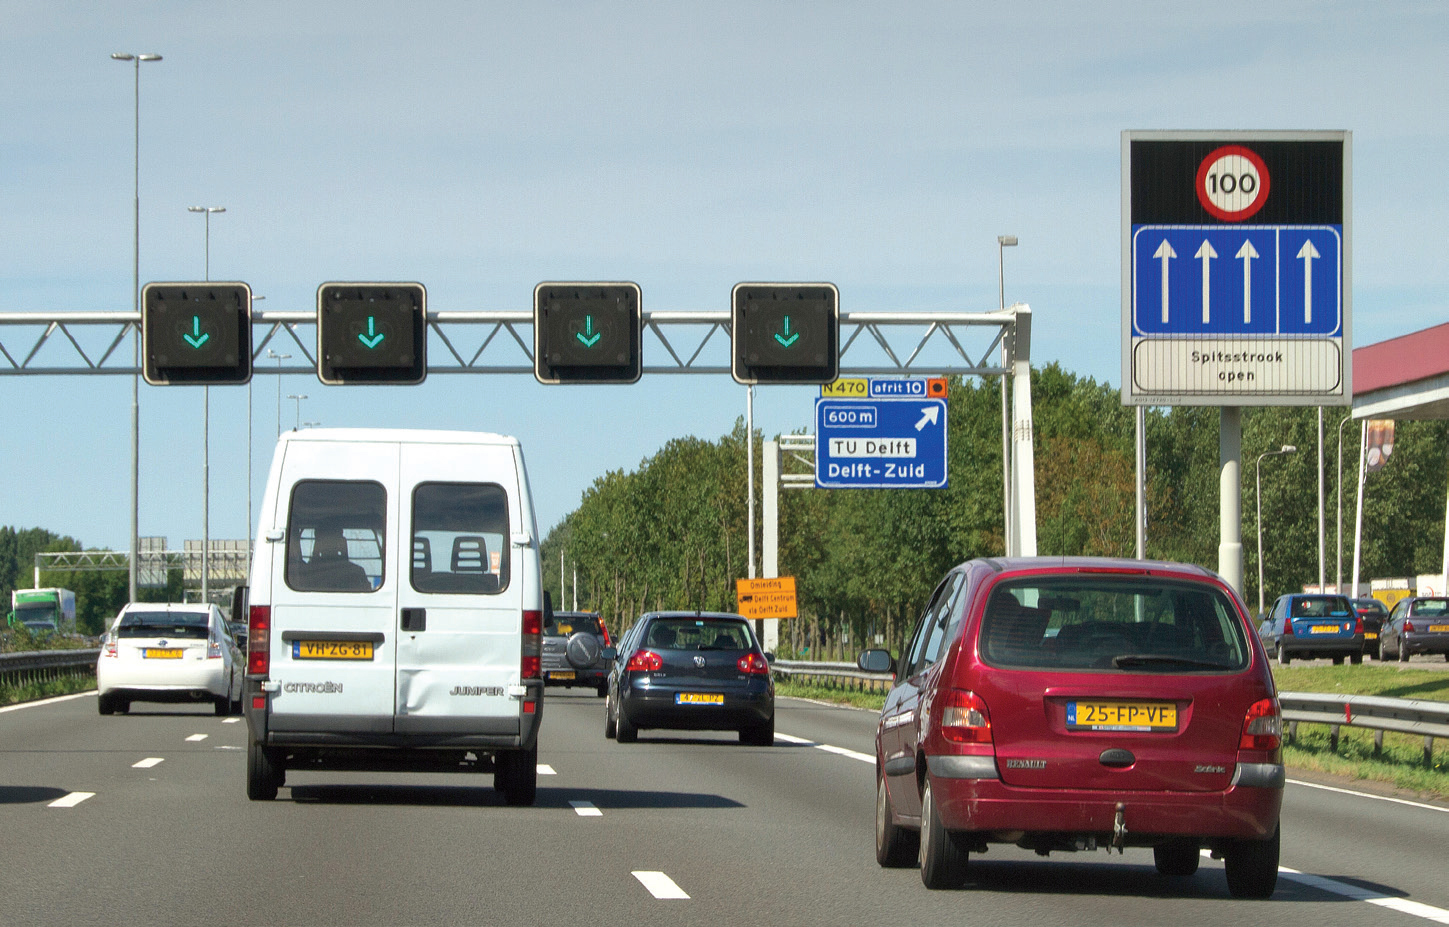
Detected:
[1112,802,1127,853]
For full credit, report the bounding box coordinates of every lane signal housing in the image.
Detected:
[141,282,253,385]
[731,282,839,385]
[533,281,643,384]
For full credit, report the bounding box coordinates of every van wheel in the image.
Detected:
[247,740,282,801]
[1154,839,1201,876]
[876,772,917,868]
[616,708,638,743]
[919,779,969,889]
[1224,824,1279,899]
[495,746,538,806]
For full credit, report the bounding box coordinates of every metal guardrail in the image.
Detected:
[0,649,99,689]
[770,659,895,692]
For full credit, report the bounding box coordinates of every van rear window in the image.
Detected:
[978,577,1250,673]
[285,480,387,593]
[411,482,509,595]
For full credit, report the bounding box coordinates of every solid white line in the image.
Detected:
[132,757,164,768]
[775,731,874,764]
[1288,778,1449,815]
[569,800,602,817]
[538,764,557,775]
[632,871,689,899]
[1281,867,1449,924]
[48,791,94,808]
[185,734,208,742]
[0,691,95,713]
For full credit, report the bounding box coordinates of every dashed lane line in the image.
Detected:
[632,871,689,899]
[774,731,873,763]
[185,734,208,742]
[538,764,557,775]
[48,792,94,808]
[222,717,241,724]
[132,758,164,769]
[570,800,602,817]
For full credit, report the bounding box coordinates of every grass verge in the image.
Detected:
[0,675,94,708]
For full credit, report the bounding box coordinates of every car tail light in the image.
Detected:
[247,605,270,676]
[1283,618,1295,636]
[1404,619,1416,633]
[207,639,223,659]
[940,689,993,745]
[737,652,770,675]
[1239,698,1282,751]
[103,639,117,658]
[522,609,542,679]
[1355,615,1365,633]
[626,649,663,672]
[598,620,612,648]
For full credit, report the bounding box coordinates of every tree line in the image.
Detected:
[542,364,1449,652]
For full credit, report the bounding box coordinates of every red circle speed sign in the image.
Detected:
[1195,145,1270,221]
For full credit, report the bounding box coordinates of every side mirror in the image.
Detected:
[763,651,774,663]
[600,646,617,662]
[857,649,893,674]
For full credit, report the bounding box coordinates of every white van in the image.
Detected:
[242,428,545,804]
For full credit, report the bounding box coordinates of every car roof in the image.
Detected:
[971,555,1222,581]
[279,427,520,448]
[119,602,214,615]
[639,610,750,622]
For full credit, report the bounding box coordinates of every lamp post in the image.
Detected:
[997,234,1017,555]
[287,394,308,432]
[111,51,161,602]
[267,350,290,437]
[1256,444,1298,615]
[187,206,224,604]
[1336,414,1353,593]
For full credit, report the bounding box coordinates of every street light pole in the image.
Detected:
[287,394,308,432]
[1256,445,1298,615]
[997,235,1017,555]
[112,51,161,603]
[188,207,224,604]
[1336,414,1353,593]
[267,350,291,437]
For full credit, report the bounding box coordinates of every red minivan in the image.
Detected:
[859,557,1283,897]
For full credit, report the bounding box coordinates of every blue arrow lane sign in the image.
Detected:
[815,396,948,489]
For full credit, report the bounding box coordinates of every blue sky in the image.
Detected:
[1,1,1446,553]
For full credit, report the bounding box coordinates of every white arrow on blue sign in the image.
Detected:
[815,396,948,489]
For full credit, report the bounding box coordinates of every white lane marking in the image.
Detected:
[633,871,689,899]
[222,717,241,724]
[132,757,164,768]
[774,732,873,763]
[570,800,602,817]
[1288,778,1449,815]
[185,734,208,742]
[0,691,95,713]
[48,792,94,808]
[1280,867,1449,924]
[538,764,557,775]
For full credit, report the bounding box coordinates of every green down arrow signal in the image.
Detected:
[576,315,602,348]
[183,316,210,349]
[358,316,385,349]
[774,315,800,348]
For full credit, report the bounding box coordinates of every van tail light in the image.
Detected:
[940,689,993,745]
[1239,698,1282,751]
[737,652,770,675]
[626,649,663,672]
[247,606,271,677]
[522,609,542,680]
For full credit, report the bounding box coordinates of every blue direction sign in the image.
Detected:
[815,395,947,489]
[1132,225,1341,336]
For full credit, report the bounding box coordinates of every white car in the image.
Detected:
[97,602,243,715]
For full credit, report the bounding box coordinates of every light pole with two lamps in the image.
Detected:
[287,394,308,432]
[1257,444,1298,616]
[187,206,224,604]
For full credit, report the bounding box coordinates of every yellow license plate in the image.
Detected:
[1309,624,1340,635]
[1364,632,1378,640]
[1430,624,1449,633]
[549,670,575,680]
[676,692,725,705]
[293,640,374,660]
[144,648,183,659]
[1068,701,1177,731]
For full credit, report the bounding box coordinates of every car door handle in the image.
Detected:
[401,608,426,632]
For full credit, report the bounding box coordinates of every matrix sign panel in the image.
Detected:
[1122,131,1350,406]
[533,282,642,384]
[316,282,427,385]
[141,282,252,385]
[732,283,839,385]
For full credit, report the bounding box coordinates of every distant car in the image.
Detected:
[859,556,1283,898]
[1379,596,1449,662]
[96,602,243,716]
[1352,597,1389,659]
[1257,593,1362,665]
[543,610,612,696]
[604,611,774,745]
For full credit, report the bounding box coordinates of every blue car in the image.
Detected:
[1257,593,1363,665]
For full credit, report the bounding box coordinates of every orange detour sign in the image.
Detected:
[735,576,798,620]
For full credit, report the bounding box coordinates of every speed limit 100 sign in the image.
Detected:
[1195,145,1270,221]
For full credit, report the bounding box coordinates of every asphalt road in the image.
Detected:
[4,688,1449,927]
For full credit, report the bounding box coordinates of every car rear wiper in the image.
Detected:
[1111,654,1234,671]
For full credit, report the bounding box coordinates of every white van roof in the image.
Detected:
[277,427,521,448]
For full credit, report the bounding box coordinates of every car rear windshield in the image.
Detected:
[1412,599,1449,616]
[642,618,754,651]
[978,576,1250,673]
[1291,595,1352,618]
[117,612,210,639]
[545,614,603,636]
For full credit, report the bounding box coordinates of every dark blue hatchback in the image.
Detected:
[1257,593,1363,665]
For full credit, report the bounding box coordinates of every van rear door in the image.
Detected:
[394,441,523,736]
[266,439,400,733]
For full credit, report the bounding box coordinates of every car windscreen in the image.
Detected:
[545,614,602,636]
[642,618,754,651]
[978,576,1250,673]
[117,612,211,639]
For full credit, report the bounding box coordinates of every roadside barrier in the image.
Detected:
[0,649,98,690]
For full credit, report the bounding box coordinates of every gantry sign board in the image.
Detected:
[1122,131,1351,406]
[815,378,948,489]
